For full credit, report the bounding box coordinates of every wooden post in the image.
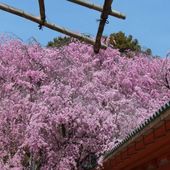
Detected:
[0,2,107,49]
[67,0,126,19]
[94,0,113,53]
[38,0,46,23]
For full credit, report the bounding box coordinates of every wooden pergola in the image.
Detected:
[0,0,126,53]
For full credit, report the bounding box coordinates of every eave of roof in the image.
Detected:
[103,101,170,161]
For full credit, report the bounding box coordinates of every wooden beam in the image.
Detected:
[67,0,126,19]
[38,0,46,23]
[94,0,113,53]
[0,2,107,49]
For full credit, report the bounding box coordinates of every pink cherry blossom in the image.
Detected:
[0,38,169,169]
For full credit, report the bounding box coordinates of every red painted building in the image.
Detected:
[93,102,170,170]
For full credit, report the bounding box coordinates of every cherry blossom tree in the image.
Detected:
[0,38,169,170]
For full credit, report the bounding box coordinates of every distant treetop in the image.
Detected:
[109,31,152,55]
[47,36,72,48]
[47,31,152,56]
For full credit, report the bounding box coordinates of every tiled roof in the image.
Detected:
[104,101,170,160]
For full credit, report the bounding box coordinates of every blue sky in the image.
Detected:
[0,0,170,57]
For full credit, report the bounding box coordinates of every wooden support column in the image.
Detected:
[38,0,46,24]
[94,0,113,53]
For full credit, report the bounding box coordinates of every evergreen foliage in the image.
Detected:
[47,32,152,56]
[109,31,152,55]
[47,36,72,48]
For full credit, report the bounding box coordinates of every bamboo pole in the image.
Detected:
[0,2,107,49]
[38,0,46,23]
[94,0,113,53]
[67,0,126,19]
